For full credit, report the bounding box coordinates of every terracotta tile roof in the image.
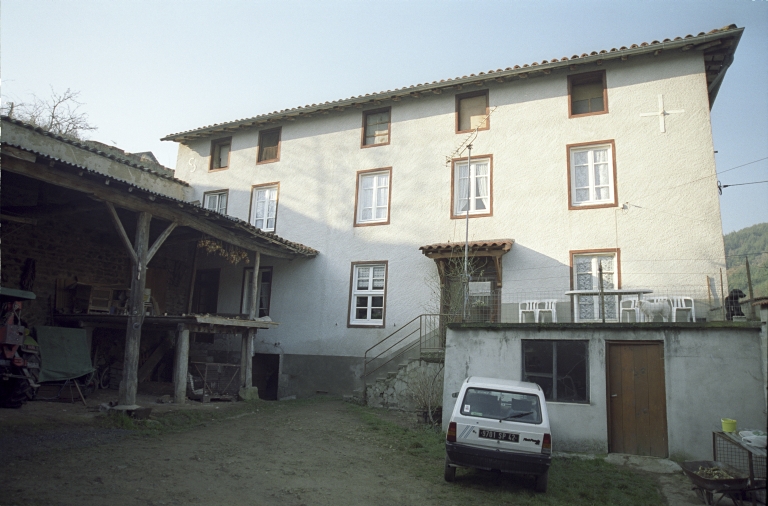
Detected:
[163,25,742,143]
[420,239,514,256]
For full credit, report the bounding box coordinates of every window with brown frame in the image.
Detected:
[355,168,391,226]
[570,249,620,322]
[203,189,228,214]
[568,71,607,117]
[210,138,231,170]
[362,108,391,147]
[567,140,617,209]
[257,128,281,163]
[240,267,273,318]
[348,262,387,327]
[456,90,489,133]
[451,155,493,218]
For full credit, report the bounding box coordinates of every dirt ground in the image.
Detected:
[1,390,449,506]
[0,389,706,506]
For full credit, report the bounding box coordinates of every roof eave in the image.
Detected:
[162,26,743,143]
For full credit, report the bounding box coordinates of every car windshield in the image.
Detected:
[460,388,542,424]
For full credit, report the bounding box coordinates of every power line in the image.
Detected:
[718,157,768,175]
[722,180,768,188]
[623,156,768,206]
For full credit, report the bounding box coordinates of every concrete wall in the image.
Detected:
[279,354,365,399]
[442,323,766,460]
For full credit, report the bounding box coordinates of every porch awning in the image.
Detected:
[419,239,514,259]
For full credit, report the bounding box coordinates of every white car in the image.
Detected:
[445,377,552,492]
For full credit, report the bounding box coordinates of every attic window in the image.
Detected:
[456,90,489,133]
[258,128,281,163]
[210,138,231,170]
[362,108,391,147]
[569,71,607,117]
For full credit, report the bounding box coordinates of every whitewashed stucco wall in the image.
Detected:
[172,50,727,359]
[441,324,766,460]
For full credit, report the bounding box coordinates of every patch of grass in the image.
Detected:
[96,399,265,435]
[348,404,663,506]
[96,395,332,436]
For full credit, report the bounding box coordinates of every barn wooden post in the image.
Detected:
[241,251,261,390]
[248,251,261,319]
[119,211,151,406]
[241,329,255,389]
[173,323,190,403]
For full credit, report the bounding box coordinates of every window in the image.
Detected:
[456,90,489,133]
[460,387,543,424]
[210,138,231,170]
[241,267,272,317]
[452,156,492,218]
[249,183,278,232]
[568,71,607,117]
[568,141,617,209]
[349,262,387,327]
[203,190,228,214]
[355,168,391,226]
[257,128,281,163]
[571,250,619,321]
[523,340,589,402]
[361,107,391,147]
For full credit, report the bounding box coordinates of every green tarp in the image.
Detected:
[36,326,95,383]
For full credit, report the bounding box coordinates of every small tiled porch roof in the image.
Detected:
[419,239,514,259]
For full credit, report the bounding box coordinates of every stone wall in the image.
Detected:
[0,218,196,327]
[1,219,131,327]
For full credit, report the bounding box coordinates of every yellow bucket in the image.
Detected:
[721,418,737,432]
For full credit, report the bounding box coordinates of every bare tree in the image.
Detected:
[3,88,97,140]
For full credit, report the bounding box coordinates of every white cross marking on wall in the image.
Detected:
[640,95,685,133]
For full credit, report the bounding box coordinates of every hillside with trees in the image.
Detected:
[724,222,768,299]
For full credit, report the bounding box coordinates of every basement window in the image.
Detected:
[522,340,589,403]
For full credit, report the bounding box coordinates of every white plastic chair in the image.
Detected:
[519,301,538,323]
[670,296,695,322]
[537,300,558,323]
[620,295,641,322]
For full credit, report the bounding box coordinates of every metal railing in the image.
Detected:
[362,314,460,399]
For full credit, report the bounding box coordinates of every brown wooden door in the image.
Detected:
[607,342,668,457]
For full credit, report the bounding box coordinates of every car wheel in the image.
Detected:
[444,456,456,482]
[535,469,548,493]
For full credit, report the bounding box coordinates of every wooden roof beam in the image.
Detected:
[3,156,297,259]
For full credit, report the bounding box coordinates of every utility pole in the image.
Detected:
[463,144,472,321]
[746,256,755,320]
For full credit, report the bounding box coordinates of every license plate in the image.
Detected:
[479,429,519,442]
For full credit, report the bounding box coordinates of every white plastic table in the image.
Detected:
[564,289,653,322]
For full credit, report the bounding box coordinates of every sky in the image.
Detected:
[2,0,766,234]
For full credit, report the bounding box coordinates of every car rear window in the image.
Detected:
[460,388,542,424]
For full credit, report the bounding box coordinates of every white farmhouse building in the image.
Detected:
[163,25,742,399]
